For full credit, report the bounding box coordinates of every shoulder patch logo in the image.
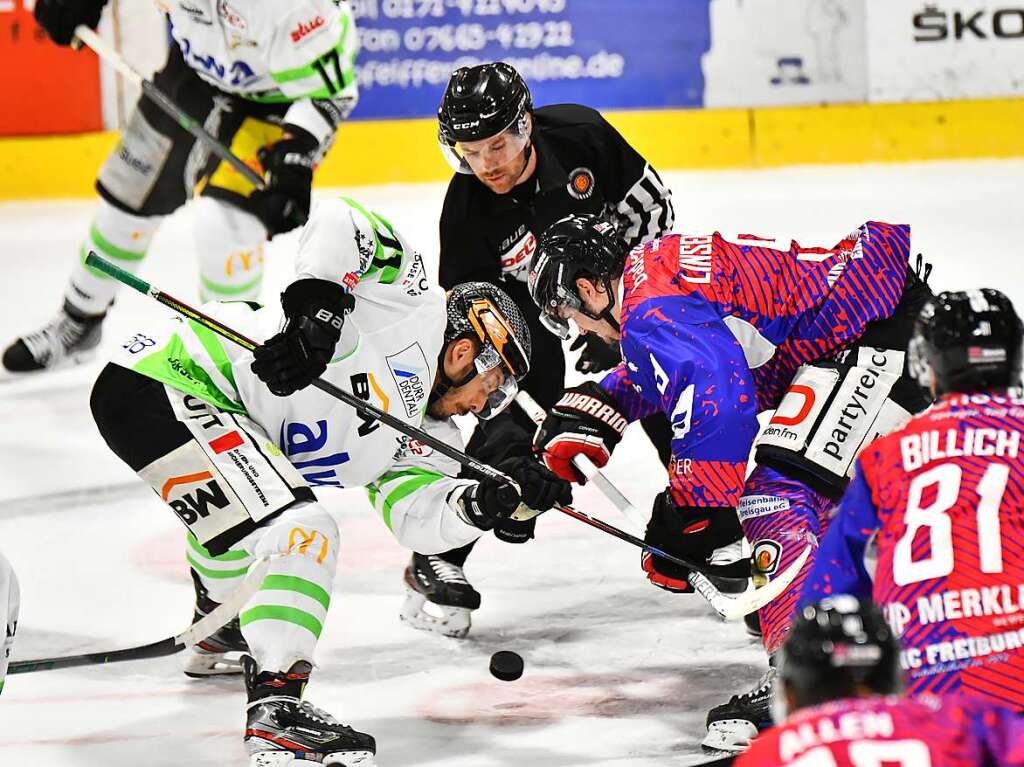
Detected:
[567,167,595,200]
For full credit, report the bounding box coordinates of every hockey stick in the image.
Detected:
[515,392,813,621]
[9,556,271,674]
[84,253,519,503]
[84,254,741,580]
[73,26,266,191]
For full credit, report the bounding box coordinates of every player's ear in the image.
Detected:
[575,276,601,302]
[444,338,477,380]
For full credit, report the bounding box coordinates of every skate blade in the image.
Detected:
[399,587,472,639]
[250,750,377,766]
[183,651,245,677]
[701,720,759,754]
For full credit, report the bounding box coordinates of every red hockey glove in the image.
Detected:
[641,489,745,593]
[532,381,627,483]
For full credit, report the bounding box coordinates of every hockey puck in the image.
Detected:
[489,650,524,682]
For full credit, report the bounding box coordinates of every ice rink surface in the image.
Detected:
[1,158,1022,765]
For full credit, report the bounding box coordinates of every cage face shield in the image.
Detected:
[439,114,530,175]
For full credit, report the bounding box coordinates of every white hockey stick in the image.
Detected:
[9,556,272,674]
[516,391,812,621]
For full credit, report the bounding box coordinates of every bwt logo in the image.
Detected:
[162,471,231,525]
[914,6,1024,40]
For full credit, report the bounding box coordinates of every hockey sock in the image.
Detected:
[436,540,477,568]
[239,502,338,673]
[66,199,161,317]
[193,197,267,303]
[185,532,254,605]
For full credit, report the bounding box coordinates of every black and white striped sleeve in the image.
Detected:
[612,162,675,249]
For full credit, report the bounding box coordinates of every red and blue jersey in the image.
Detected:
[736,694,1024,767]
[601,222,910,508]
[803,392,1024,710]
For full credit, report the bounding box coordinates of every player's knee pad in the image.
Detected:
[193,196,267,302]
[754,350,923,500]
[738,465,832,655]
[68,199,161,315]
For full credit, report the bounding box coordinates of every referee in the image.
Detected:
[400,62,676,638]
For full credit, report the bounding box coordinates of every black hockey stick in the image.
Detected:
[73,26,266,191]
[516,391,813,620]
[83,253,519,506]
[9,557,271,674]
[85,254,753,581]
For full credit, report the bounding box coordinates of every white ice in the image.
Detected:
[0,159,1021,766]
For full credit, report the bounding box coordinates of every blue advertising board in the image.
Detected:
[349,0,711,119]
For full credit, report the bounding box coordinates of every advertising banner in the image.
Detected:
[866,1,1024,101]
[0,0,102,135]
[350,0,712,119]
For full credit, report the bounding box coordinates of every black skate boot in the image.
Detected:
[400,552,480,638]
[184,569,250,677]
[2,300,104,373]
[702,666,775,755]
[243,655,377,767]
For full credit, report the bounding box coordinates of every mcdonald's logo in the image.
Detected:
[288,527,329,564]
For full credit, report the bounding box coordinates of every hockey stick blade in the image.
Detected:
[688,544,812,621]
[9,557,271,674]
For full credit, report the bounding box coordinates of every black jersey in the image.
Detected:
[438,103,674,407]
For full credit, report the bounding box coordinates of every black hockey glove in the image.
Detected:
[641,489,747,593]
[251,279,354,397]
[533,381,627,483]
[492,456,573,544]
[570,333,621,374]
[256,125,319,236]
[460,475,522,532]
[34,0,107,46]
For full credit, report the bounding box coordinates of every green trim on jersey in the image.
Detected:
[342,196,405,286]
[189,320,237,392]
[186,552,251,579]
[368,467,446,530]
[186,532,250,562]
[90,223,147,262]
[263,15,355,102]
[130,334,245,414]
[200,272,264,298]
[259,574,331,611]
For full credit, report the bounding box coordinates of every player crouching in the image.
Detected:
[88,197,570,766]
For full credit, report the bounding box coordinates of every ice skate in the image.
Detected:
[2,301,102,373]
[243,656,377,766]
[400,553,480,639]
[184,573,250,677]
[702,667,775,754]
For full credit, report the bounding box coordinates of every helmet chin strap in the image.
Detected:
[511,140,533,187]
[598,277,620,333]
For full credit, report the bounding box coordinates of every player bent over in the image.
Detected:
[89,197,569,765]
[0,551,18,696]
[526,216,933,750]
[4,0,357,373]
[735,596,1024,767]
[803,289,1024,712]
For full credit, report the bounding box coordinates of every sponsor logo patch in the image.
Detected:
[752,539,782,576]
[737,495,790,522]
[499,230,536,275]
[567,167,595,200]
[386,343,430,418]
[291,15,326,43]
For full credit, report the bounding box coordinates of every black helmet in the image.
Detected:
[440,282,531,419]
[776,596,902,717]
[437,63,532,173]
[527,214,628,339]
[909,288,1023,395]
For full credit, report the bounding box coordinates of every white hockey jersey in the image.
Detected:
[113,197,483,554]
[158,0,359,143]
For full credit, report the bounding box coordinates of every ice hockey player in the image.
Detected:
[735,595,1024,766]
[525,215,935,751]
[802,289,1024,712]
[3,0,358,373]
[88,196,570,765]
[400,61,676,636]
[0,551,18,696]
